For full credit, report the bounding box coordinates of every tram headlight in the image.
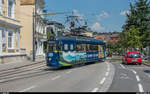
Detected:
[49,58,52,61]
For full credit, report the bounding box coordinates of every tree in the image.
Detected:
[122,0,150,49]
[126,26,142,50]
[142,29,150,46]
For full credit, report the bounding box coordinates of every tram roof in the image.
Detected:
[55,36,106,45]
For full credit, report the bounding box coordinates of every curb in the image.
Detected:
[143,63,150,67]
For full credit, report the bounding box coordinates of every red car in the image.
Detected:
[122,51,142,65]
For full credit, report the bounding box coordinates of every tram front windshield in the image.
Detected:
[47,43,56,52]
[47,42,61,52]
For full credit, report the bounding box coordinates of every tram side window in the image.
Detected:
[82,44,86,52]
[76,44,83,52]
[70,44,74,51]
[89,44,98,52]
[64,44,68,52]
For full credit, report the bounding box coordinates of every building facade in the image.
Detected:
[46,21,65,38]
[20,0,46,60]
[0,0,26,63]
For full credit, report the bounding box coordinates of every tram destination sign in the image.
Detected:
[48,40,55,44]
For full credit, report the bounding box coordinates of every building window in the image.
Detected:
[1,27,6,51]
[16,31,20,49]
[8,30,14,49]
[8,0,15,18]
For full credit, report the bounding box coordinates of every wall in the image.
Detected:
[20,5,34,57]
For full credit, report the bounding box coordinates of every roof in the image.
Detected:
[55,36,106,45]
[96,35,105,40]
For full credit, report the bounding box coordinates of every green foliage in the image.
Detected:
[142,29,150,46]
[126,26,142,49]
[106,42,123,55]
[121,0,150,51]
[107,51,112,57]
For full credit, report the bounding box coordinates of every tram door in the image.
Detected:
[98,45,104,58]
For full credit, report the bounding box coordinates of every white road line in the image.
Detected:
[66,71,72,74]
[105,72,109,76]
[138,83,144,92]
[136,75,140,82]
[91,88,99,92]
[107,63,110,72]
[19,85,36,92]
[120,64,126,69]
[131,69,137,74]
[100,77,106,85]
[51,75,61,80]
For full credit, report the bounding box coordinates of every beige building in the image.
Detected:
[20,0,46,60]
[0,0,26,63]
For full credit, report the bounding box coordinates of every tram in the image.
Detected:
[46,36,106,68]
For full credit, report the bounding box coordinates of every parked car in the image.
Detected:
[122,51,142,65]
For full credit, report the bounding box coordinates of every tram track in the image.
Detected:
[0,61,53,83]
[0,62,45,76]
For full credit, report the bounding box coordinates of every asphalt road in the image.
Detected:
[108,60,150,92]
[0,61,115,92]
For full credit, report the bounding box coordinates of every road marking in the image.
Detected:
[100,77,106,85]
[107,63,110,72]
[131,69,137,74]
[105,72,109,76]
[91,88,99,92]
[66,71,72,74]
[19,85,36,92]
[120,64,126,69]
[138,83,144,92]
[51,75,61,80]
[136,75,140,82]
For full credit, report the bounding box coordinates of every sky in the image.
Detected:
[44,0,134,32]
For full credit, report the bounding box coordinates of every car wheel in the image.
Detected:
[139,63,142,65]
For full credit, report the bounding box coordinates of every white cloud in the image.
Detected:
[120,10,130,16]
[72,9,84,20]
[97,11,109,20]
[72,9,85,25]
[91,22,104,32]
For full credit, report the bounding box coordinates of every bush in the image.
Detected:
[107,51,112,57]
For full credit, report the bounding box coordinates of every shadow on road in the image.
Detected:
[144,70,150,74]
[44,61,103,71]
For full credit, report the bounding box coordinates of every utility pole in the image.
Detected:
[32,0,37,62]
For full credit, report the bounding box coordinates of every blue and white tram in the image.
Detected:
[46,36,106,68]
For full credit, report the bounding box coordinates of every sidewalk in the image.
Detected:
[0,58,45,71]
